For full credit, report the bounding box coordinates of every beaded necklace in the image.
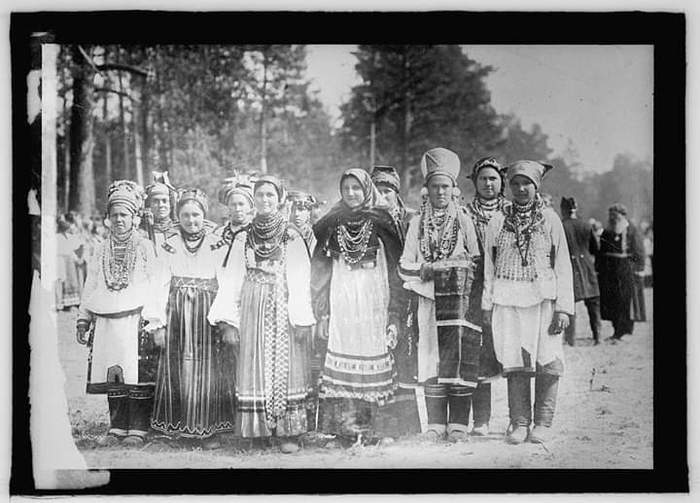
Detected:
[152,216,173,233]
[180,228,206,255]
[102,230,137,291]
[502,196,545,267]
[336,215,374,265]
[247,212,287,261]
[419,200,459,263]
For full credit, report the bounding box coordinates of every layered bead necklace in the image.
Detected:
[503,196,545,267]
[419,200,459,262]
[336,216,374,265]
[102,230,137,291]
[247,212,287,261]
[152,216,173,233]
[181,228,206,254]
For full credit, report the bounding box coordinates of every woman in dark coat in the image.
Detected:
[560,197,602,345]
[596,203,646,343]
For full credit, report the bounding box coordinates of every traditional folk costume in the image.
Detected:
[148,189,236,439]
[560,197,602,345]
[482,161,574,441]
[370,165,421,438]
[209,175,315,439]
[463,156,510,433]
[142,175,179,256]
[596,204,646,340]
[77,181,158,440]
[398,148,481,440]
[311,168,402,442]
[56,228,84,309]
[213,176,255,251]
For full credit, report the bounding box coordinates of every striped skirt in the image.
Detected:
[237,269,311,438]
[151,276,236,438]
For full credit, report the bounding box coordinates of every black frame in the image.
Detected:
[10,10,687,495]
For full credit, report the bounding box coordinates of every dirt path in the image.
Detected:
[57,290,653,469]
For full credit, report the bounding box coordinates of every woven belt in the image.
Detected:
[171,276,218,292]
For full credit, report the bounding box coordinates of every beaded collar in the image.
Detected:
[419,199,460,263]
[102,230,137,291]
[247,212,288,261]
[502,195,546,267]
[152,216,173,233]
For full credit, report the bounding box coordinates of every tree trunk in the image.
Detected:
[62,87,71,213]
[400,47,412,189]
[132,88,144,187]
[103,88,112,184]
[117,49,129,180]
[259,49,268,174]
[68,44,96,215]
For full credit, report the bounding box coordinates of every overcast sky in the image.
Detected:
[305,45,653,173]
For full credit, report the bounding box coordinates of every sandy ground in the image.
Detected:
[57,289,653,469]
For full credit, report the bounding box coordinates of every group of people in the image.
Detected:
[72,147,648,453]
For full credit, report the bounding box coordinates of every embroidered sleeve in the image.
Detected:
[286,233,316,327]
[398,215,422,279]
[549,212,575,315]
[481,215,502,311]
[208,232,246,328]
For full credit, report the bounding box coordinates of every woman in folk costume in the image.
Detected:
[482,160,574,445]
[596,203,646,343]
[142,172,179,255]
[76,181,158,446]
[55,215,84,310]
[213,176,255,249]
[560,197,602,346]
[370,164,422,439]
[287,189,319,255]
[147,188,236,449]
[208,175,315,453]
[311,168,402,446]
[463,156,510,436]
[398,148,481,443]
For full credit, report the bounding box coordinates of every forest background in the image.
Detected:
[55,44,653,224]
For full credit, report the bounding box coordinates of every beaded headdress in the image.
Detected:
[506,160,554,190]
[287,190,318,210]
[371,165,401,193]
[420,147,461,185]
[177,188,209,216]
[254,174,286,204]
[218,175,255,208]
[107,180,144,215]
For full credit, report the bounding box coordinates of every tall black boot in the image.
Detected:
[472,382,492,428]
[128,385,154,438]
[586,297,602,344]
[506,373,531,444]
[564,312,576,346]
[447,385,471,441]
[533,373,559,428]
[107,390,130,437]
[424,378,447,437]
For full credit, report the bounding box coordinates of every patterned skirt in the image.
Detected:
[237,269,311,438]
[151,276,236,438]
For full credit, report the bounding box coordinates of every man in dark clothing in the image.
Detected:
[596,203,647,343]
[560,197,602,345]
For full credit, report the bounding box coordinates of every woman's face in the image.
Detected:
[377,184,398,209]
[608,210,624,227]
[341,176,365,209]
[509,175,537,205]
[109,204,134,235]
[475,167,502,200]
[427,174,453,209]
[178,201,205,234]
[228,193,253,225]
[292,206,311,227]
[149,193,171,221]
[255,183,280,216]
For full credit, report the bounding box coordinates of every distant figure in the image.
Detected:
[560,197,602,345]
[642,223,654,287]
[596,203,647,343]
[55,215,83,311]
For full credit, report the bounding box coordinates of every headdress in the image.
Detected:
[471,156,506,193]
[420,147,461,185]
[506,160,554,190]
[254,174,286,204]
[560,196,577,213]
[287,189,319,210]
[107,180,144,215]
[339,168,388,211]
[145,171,176,200]
[218,176,255,208]
[608,203,628,216]
[371,165,401,193]
[177,188,209,216]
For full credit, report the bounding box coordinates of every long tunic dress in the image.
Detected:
[482,202,574,376]
[399,207,481,385]
[312,210,403,437]
[561,217,599,301]
[56,232,83,309]
[208,225,315,438]
[597,223,646,334]
[150,232,236,438]
[79,233,157,397]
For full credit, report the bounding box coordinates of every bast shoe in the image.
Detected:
[419,429,445,443]
[470,424,489,437]
[280,441,300,454]
[122,435,145,447]
[447,429,470,443]
[528,425,552,444]
[96,433,122,448]
[505,425,529,445]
